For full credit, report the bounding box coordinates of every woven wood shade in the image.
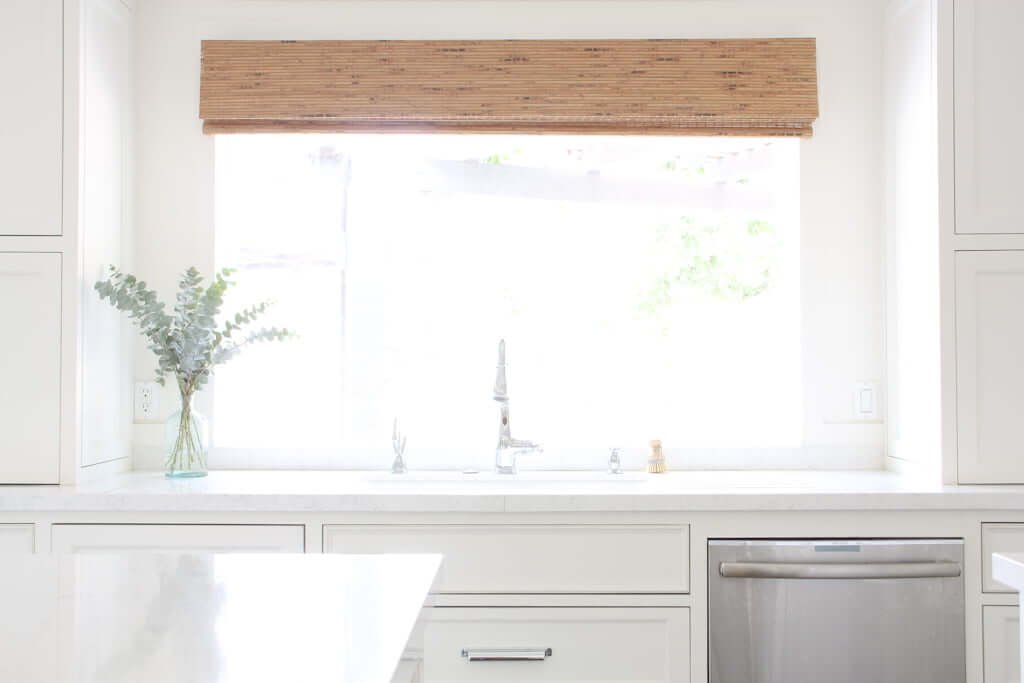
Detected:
[200,39,818,137]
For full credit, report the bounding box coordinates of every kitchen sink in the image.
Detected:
[366,470,649,485]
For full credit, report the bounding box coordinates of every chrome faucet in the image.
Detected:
[493,339,541,474]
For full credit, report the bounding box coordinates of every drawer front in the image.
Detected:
[984,606,1019,683]
[983,524,1024,592]
[425,607,689,683]
[0,524,34,553]
[51,524,305,553]
[323,524,689,594]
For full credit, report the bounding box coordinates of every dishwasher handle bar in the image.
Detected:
[461,648,553,662]
[719,560,962,580]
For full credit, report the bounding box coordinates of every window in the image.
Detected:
[214,134,800,469]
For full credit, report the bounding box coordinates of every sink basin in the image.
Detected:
[367,471,649,485]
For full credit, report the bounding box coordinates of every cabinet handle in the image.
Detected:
[461,648,552,662]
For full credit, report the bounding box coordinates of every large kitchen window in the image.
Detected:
[213,134,801,469]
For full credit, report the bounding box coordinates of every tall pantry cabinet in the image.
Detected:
[948,0,1024,483]
[0,0,133,484]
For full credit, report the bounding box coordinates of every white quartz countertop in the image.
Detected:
[993,553,1024,593]
[0,553,440,683]
[3,469,1024,512]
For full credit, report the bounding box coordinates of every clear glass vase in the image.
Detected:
[165,392,209,478]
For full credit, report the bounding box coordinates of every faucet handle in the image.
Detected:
[608,448,623,475]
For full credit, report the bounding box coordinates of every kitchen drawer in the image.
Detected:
[0,524,34,553]
[425,607,689,683]
[983,524,1024,592]
[984,606,1019,683]
[51,524,304,553]
[323,524,689,593]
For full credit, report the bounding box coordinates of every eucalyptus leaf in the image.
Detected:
[96,265,294,398]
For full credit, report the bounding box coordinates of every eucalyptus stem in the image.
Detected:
[166,391,206,473]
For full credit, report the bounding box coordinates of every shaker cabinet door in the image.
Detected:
[0,0,62,236]
[0,253,61,483]
[984,606,1020,683]
[956,251,1024,483]
[0,525,35,554]
[954,0,1024,234]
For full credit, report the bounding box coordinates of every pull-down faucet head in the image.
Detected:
[494,339,508,403]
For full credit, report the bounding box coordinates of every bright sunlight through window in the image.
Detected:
[214,134,801,469]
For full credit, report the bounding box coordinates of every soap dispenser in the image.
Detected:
[647,440,667,474]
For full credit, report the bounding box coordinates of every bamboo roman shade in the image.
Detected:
[200,39,819,137]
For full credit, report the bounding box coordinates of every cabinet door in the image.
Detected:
[425,607,689,683]
[50,524,305,553]
[984,606,1020,683]
[0,524,35,553]
[0,253,61,483]
[0,0,62,236]
[954,0,1024,234]
[956,251,1024,483]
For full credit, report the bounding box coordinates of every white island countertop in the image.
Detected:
[3,469,1024,512]
[993,553,1024,594]
[1,553,440,683]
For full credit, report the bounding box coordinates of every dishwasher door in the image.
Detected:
[708,539,964,683]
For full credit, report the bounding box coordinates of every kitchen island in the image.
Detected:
[0,553,440,683]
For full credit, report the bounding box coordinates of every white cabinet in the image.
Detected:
[425,607,690,683]
[51,524,305,553]
[0,253,61,483]
[984,606,1020,683]
[0,524,35,553]
[954,0,1024,234]
[0,0,63,236]
[955,251,1024,483]
[323,524,690,594]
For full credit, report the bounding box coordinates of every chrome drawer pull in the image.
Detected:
[719,560,962,580]
[461,648,553,662]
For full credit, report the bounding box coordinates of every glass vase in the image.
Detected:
[165,392,209,478]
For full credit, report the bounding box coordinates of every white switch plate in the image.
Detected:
[853,382,878,420]
[133,381,161,423]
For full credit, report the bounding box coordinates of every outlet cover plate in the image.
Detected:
[133,381,161,423]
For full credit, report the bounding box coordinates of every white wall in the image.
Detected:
[132,0,886,469]
[882,0,941,478]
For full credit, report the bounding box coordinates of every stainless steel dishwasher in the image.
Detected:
[708,539,965,683]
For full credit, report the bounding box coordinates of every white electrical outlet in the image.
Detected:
[134,381,161,423]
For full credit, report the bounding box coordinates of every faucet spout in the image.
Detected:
[492,339,541,474]
[494,339,508,402]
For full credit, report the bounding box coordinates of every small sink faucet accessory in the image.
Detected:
[391,418,408,474]
[493,339,542,474]
[608,448,623,474]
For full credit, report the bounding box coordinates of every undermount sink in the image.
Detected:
[366,471,649,485]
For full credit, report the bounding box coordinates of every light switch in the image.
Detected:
[854,382,878,419]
